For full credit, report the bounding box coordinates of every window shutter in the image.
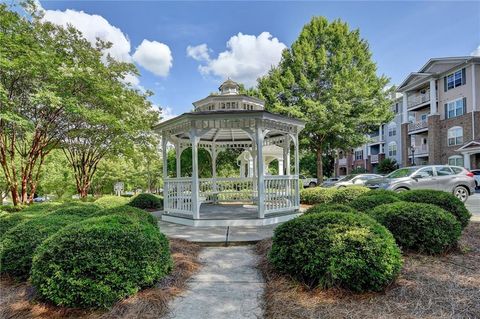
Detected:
[444,76,447,92]
[463,97,467,114]
[462,68,466,85]
[444,103,448,119]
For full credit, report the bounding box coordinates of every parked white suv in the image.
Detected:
[300,175,318,188]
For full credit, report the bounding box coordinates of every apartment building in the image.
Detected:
[335,95,403,176]
[334,56,480,176]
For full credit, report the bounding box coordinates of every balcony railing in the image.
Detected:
[338,158,347,166]
[407,90,430,108]
[370,154,379,164]
[408,120,428,132]
[411,144,429,156]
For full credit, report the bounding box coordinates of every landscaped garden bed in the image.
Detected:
[0,238,201,319]
[256,222,480,319]
[258,187,479,318]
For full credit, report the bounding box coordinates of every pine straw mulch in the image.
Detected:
[255,222,480,319]
[0,238,202,319]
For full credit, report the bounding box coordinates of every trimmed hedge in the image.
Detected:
[349,194,401,212]
[31,215,173,308]
[331,186,370,204]
[94,195,130,209]
[48,204,101,218]
[359,189,401,198]
[369,202,462,254]
[0,214,83,279]
[300,187,335,205]
[300,186,369,205]
[304,203,357,215]
[0,212,26,239]
[269,212,403,292]
[99,205,157,227]
[128,193,163,210]
[398,190,471,228]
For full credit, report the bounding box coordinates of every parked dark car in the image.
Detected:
[365,165,475,202]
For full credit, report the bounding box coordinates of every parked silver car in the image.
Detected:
[333,174,383,188]
[365,165,475,202]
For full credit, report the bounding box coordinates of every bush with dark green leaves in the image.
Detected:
[369,202,462,254]
[304,203,357,215]
[331,186,370,204]
[0,212,26,239]
[398,190,471,228]
[128,193,163,210]
[269,212,403,292]
[349,194,401,212]
[0,214,83,279]
[0,205,26,213]
[99,205,157,227]
[94,195,130,209]
[48,204,101,218]
[31,215,173,308]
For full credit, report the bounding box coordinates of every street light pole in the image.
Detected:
[410,147,415,166]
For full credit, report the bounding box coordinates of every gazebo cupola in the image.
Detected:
[156,79,305,227]
[192,79,264,112]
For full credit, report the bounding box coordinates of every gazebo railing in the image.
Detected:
[264,175,299,214]
[199,177,255,202]
[164,177,193,216]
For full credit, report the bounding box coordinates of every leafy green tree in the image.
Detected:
[257,17,393,181]
[36,150,76,199]
[377,158,398,174]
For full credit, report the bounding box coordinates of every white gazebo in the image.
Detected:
[156,79,305,226]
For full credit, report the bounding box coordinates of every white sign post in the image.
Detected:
[114,182,124,196]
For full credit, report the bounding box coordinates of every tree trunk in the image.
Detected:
[316,146,324,183]
[10,184,19,206]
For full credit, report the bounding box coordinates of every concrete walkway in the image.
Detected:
[167,246,264,319]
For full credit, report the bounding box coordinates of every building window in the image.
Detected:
[447,126,463,146]
[448,155,464,167]
[445,69,465,91]
[388,123,397,136]
[388,142,397,157]
[446,98,465,119]
[354,150,363,160]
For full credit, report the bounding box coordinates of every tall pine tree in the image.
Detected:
[258,17,392,180]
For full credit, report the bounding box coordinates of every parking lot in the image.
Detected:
[466,192,480,222]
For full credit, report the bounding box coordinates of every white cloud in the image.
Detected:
[161,106,177,121]
[187,32,286,87]
[471,45,480,56]
[186,44,210,61]
[132,40,173,77]
[42,9,132,62]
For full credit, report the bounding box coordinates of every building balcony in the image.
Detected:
[338,158,347,166]
[370,154,379,164]
[407,90,430,109]
[408,120,428,132]
[369,134,385,144]
[409,144,429,156]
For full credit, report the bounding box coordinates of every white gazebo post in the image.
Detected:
[256,123,265,218]
[162,135,168,209]
[175,143,181,177]
[283,135,291,175]
[294,133,300,207]
[190,129,200,219]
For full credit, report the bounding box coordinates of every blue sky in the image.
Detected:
[14,1,480,118]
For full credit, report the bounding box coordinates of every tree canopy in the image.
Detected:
[257,17,393,180]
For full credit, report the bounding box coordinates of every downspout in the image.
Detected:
[472,63,477,140]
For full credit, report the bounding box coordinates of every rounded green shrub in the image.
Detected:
[48,204,101,218]
[0,205,26,213]
[359,189,401,198]
[300,187,336,205]
[128,193,163,210]
[0,214,82,279]
[99,205,157,227]
[331,186,370,204]
[369,202,462,254]
[304,203,357,215]
[269,212,403,292]
[94,195,130,209]
[349,194,400,212]
[31,215,173,308]
[398,189,471,228]
[0,212,26,239]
